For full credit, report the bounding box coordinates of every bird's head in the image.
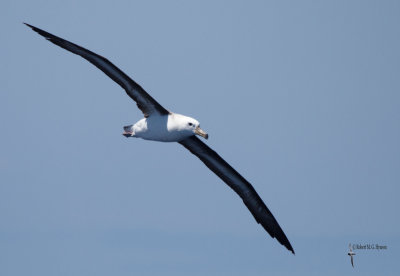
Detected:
[178,115,208,140]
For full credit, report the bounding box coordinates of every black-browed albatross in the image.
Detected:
[25,23,294,254]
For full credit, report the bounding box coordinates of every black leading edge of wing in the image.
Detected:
[179,136,294,254]
[24,23,169,118]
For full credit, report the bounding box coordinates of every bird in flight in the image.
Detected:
[25,23,294,254]
[348,244,355,267]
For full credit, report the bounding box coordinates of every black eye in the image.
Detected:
[188,122,193,126]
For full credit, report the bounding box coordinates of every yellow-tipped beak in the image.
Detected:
[195,126,208,139]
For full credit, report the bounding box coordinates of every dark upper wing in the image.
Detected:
[179,136,294,254]
[25,23,169,118]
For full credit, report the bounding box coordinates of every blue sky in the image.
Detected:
[1,0,399,275]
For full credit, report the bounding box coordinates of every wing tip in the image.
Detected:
[24,22,36,31]
[277,235,295,255]
[24,22,53,41]
[260,219,295,254]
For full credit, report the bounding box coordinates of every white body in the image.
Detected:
[132,113,200,142]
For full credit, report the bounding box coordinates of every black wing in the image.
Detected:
[25,23,169,118]
[351,255,354,267]
[179,136,294,254]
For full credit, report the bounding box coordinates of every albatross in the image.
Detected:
[25,23,294,254]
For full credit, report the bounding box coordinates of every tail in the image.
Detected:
[123,125,134,137]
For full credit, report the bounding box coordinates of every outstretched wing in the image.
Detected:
[25,23,169,118]
[179,136,294,254]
